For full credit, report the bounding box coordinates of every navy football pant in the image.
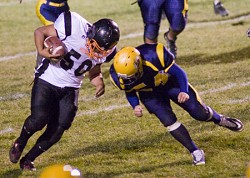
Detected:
[139,84,214,127]
[138,0,188,40]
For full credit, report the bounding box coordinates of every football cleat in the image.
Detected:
[191,149,205,165]
[164,31,177,58]
[9,140,23,163]
[214,1,229,17]
[218,115,244,131]
[20,157,36,171]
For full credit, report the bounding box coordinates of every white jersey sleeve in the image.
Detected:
[38,12,102,89]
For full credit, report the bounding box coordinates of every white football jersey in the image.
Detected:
[38,12,106,88]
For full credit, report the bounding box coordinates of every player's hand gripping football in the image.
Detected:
[43,36,67,63]
[34,26,67,63]
[178,92,189,103]
[134,105,143,117]
[40,46,63,63]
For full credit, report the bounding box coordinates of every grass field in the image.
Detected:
[0,0,250,177]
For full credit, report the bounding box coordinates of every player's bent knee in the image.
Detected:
[189,106,213,122]
[171,25,185,33]
[37,126,66,151]
[60,105,78,130]
[24,116,46,134]
[144,24,160,40]
[170,15,186,32]
[48,126,65,146]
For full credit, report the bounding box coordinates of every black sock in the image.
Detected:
[170,124,198,153]
[24,144,45,162]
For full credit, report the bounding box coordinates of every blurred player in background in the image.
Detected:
[109,45,244,165]
[20,0,70,67]
[247,28,250,38]
[133,0,188,58]
[20,0,70,25]
[35,0,70,25]
[213,0,229,17]
[9,11,120,171]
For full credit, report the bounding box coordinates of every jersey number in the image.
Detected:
[60,49,92,76]
[154,71,168,86]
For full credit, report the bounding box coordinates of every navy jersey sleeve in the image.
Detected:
[168,63,189,93]
[125,91,140,109]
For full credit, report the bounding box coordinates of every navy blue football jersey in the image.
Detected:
[110,43,188,93]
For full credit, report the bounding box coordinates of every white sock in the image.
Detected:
[214,0,221,5]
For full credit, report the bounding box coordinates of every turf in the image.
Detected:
[0,0,250,177]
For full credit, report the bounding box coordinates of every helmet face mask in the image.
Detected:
[114,47,143,86]
[85,18,120,61]
[85,38,112,61]
[117,70,142,85]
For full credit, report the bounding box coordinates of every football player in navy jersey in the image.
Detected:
[9,11,120,171]
[20,0,70,68]
[35,0,70,25]
[135,0,188,58]
[20,0,70,25]
[109,44,243,165]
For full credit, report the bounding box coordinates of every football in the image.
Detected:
[44,36,67,56]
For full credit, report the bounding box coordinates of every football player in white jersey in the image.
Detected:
[9,11,120,171]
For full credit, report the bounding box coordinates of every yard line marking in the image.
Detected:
[226,96,250,104]
[0,127,14,135]
[0,0,33,7]
[0,14,249,62]
[121,14,250,40]
[1,81,249,135]
[240,81,250,86]
[186,14,250,28]
[0,93,28,101]
[0,52,35,62]
[1,80,249,103]
[199,83,237,95]
[77,104,130,116]
[76,80,250,116]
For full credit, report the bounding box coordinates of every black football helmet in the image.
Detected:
[86,18,120,60]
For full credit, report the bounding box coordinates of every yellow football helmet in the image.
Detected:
[247,162,250,178]
[113,47,143,85]
[39,164,83,178]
